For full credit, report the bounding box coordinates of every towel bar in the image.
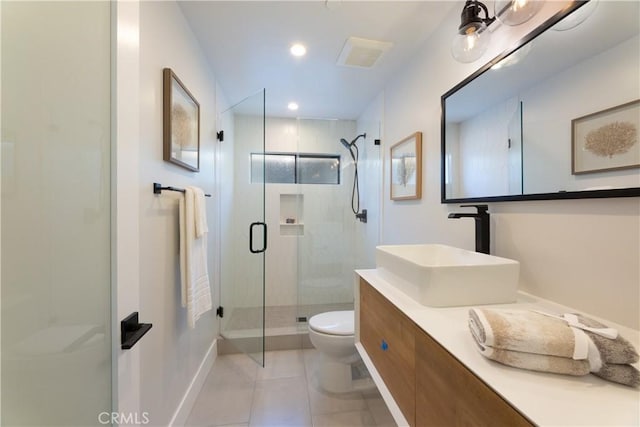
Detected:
[153,182,211,197]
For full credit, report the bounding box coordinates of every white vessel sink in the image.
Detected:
[375,244,519,307]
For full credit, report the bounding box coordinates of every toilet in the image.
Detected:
[308,310,373,393]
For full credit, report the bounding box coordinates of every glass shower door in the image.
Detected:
[1,1,112,425]
[218,90,266,366]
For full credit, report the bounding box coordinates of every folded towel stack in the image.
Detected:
[468,308,640,387]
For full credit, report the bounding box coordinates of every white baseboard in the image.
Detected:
[169,339,217,427]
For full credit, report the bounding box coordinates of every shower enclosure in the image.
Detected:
[255,118,361,341]
[251,117,380,347]
[218,104,381,358]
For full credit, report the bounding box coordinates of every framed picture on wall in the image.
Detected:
[163,68,200,172]
[390,132,422,200]
[572,99,639,175]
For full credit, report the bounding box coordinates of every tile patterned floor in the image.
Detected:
[186,349,396,427]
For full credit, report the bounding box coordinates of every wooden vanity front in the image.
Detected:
[359,278,533,427]
[360,277,418,425]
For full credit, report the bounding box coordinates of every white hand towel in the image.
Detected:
[192,186,208,238]
[179,186,212,328]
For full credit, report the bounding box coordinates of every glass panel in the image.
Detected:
[219,90,265,366]
[1,2,112,425]
[251,153,295,183]
[296,119,357,322]
[297,155,340,185]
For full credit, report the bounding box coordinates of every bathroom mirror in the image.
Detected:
[441,1,640,203]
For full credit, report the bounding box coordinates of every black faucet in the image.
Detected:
[448,204,490,254]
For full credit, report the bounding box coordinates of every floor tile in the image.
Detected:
[302,348,320,380]
[312,410,377,427]
[208,353,259,386]
[189,349,394,427]
[364,394,396,427]
[256,349,305,380]
[307,385,368,416]
[250,376,311,426]
[185,382,254,427]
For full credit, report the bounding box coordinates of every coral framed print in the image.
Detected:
[572,100,639,175]
[163,68,200,172]
[390,132,422,200]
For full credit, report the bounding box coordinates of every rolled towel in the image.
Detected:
[577,314,639,365]
[593,363,640,388]
[468,308,583,359]
[470,338,590,376]
[469,308,640,387]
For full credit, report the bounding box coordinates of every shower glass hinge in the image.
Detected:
[216,306,224,318]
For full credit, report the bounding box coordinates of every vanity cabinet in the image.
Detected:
[359,278,533,427]
[360,276,417,425]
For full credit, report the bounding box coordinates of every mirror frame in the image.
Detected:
[440,1,640,204]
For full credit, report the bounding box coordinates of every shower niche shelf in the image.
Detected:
[280,193,303,236]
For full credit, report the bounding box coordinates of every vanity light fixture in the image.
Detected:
[287,102,299,111]
[494,0,544,26]
[451,0,496,63]
[451,0,543,63]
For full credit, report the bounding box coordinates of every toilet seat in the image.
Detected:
[309,310,354,336]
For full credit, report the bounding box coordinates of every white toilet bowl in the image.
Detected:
[308,310,372,393]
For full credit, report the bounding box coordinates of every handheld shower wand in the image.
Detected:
[340,138,356,161]
[339,133,367,222]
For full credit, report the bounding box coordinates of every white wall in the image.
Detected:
[366,1,639,329]
[457,97,519,198]
[138,2,219,425]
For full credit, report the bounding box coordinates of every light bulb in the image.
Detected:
[494,0,544,26]
[451,23,491,63]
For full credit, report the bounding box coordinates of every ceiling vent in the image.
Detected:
[336,37,393,68]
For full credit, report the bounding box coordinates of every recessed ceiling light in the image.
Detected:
[290,43,307,57]
[288,102,299,111]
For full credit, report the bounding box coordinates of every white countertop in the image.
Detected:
[356,269,640,427]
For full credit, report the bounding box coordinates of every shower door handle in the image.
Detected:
[249,222,268,254]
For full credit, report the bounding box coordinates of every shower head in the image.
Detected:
[340,133,366,149]
[350,133,366,145]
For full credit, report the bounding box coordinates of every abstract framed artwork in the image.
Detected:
[572,100,639,175]
[163,68,200,172]
[390,132,422,200]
